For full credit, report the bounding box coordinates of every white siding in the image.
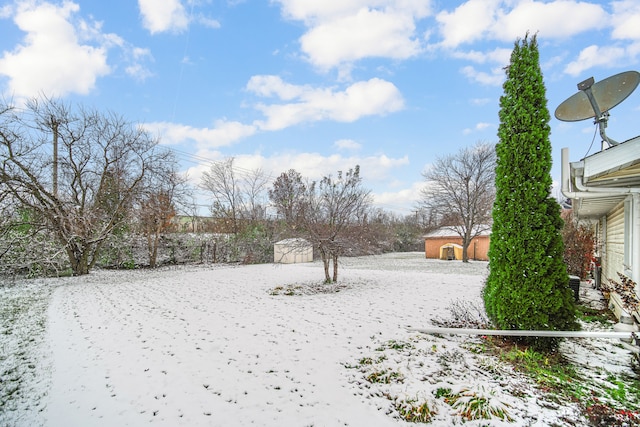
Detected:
[604,201,625,284]
[604,202,628,320]
[273,239,313,264]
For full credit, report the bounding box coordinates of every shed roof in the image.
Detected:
[274,238,311,246]
[423,225,491,239]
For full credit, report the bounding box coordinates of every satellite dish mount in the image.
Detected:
[577,76,616,146]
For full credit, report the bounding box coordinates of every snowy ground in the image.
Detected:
[1,253,638,426]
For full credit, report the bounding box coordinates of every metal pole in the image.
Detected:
[408,326,636,340]
[52,118,58,197]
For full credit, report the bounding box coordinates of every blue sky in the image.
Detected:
[1,1,640,216]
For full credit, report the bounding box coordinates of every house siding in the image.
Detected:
[604,202,625,284]
[424,236,490,261]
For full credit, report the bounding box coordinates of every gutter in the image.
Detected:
[561,148,640,198]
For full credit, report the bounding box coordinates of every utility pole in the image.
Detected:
[51,117,58,197]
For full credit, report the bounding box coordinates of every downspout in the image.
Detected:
[634,193,640,300]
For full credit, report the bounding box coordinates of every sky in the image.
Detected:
[1,0,640,216]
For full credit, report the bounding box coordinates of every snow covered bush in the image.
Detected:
[0,223,69,277]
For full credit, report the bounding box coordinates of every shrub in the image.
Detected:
[394,395,437,423]
[483,33,578,350]
[561,210,595,279]
[448,386,513,422]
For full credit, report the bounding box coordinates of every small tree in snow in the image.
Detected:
[302,166,372,283]
[270,166,372,283]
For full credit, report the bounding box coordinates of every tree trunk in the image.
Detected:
[66,244,90,276]
[462,239,470,263]
[319,247,331,283]
[332,253,338,282]
[147,232,158,268]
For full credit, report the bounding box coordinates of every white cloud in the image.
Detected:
[184,151,411,202]
[436,0,607,48]
[299,8,424,70]
[452,47,511,65]
[246,76,405,130]
[463,122,492,135]
[0,1,110,98]
[223,152,409,183]
[470,98,491,106]
[372,180,428,213]
[196,14,221,29]
[492,0,606,41]
[245,75,307,100]
[125,47,154,81]
[461,65,504,86]
[147,120,258,147]
[274,1,432,71]
[436,0,499,48]
[564,44,629,76]
[276,0,431,23]
[138,0,189,34]
[0,4,12,18]
[611,0,640,40]
[334,139,362,151]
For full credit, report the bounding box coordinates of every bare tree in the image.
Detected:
[301,166,372,283]
[0,97,173,275]
[137,162,189,268]
[243,167,270,222]
[200,158,242,234]
[268,169,307,223]
[420,142,496,262]
[200,157,269,234]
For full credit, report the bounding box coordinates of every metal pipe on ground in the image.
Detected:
[408,326,636,340]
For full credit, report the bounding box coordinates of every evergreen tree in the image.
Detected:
[483,34,578,349]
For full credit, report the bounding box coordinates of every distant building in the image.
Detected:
[423,226,490,261]
[273,238,313,264]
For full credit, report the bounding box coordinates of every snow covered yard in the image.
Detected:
[1,253,638,426]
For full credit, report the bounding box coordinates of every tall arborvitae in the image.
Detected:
[483,34,578,350]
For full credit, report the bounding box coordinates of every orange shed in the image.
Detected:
[424,226,490,261]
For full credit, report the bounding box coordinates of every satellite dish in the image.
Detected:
[554,70,640,147]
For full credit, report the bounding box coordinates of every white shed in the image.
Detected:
[273,238,313,264]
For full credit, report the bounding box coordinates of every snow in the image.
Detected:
[1,252,637,426]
